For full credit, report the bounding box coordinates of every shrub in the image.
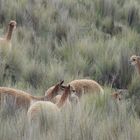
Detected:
[24,62,46,89]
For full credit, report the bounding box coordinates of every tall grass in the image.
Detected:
[0,0,140,139]
[0,92,140,140]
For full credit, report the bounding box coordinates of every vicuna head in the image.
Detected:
[129,55,140,75]
[9,20,17,29]
[129,55,140,66]
[112,92,122,101]
[45,80,65,101]
[112,89,128,101]
[5,20,17,41]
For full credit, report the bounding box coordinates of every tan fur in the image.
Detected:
[130,55,140,75]
[112,92,122,101]
[51,95,63,104]
[56,85,71,108]
[51,94,79,108]
[45,86,54,95]
[27,101,60,133]
[27,101,59,122]
[45,80,64,97]
[45,81,80,105]
[0,83,63,110]
[69,93,79,104]
[67,79,104,97]
[111,89,128,101]
[27,85,71,122]
[0,20,16,51]
[51,95,70,109]
[0,87,46,110]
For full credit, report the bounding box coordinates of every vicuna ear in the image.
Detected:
[54,80,64,89]
[50,81,64,94]
[59,80,64,85]
[60,85,66,90]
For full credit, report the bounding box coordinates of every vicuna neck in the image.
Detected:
[6,26,14,41]
[29,95,45,101]
[136,60,140,75]
[45,87,60,101]
[57,89,69,108]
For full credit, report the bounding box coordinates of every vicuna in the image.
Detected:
[129,55,140,75]
[0,20,16,51]
[61,79,104,98]
[0,81,63,110]
[27,85,71,123]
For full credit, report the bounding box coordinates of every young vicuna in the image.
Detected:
[0,20,16,51]
[129,55,140,75]
[0,81,63,110]
[46,80,79,104]
[27,85,71,122]
[62,79,104,97]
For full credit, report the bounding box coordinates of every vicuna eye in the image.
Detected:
[133,59,136,61]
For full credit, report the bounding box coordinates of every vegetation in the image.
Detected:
[1,0,140,139]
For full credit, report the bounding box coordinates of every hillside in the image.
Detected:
[1,0,140,139]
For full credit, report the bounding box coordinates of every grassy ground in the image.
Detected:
[0,0,140,139]
[1,93,140,140]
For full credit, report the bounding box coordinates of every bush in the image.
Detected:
[24,62,46,89]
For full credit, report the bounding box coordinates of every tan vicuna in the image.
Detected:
[129,55,140,75]
[0,20,16,51]
[45,80,79,104]
[27,85,71,123]
[61,79,104,98]
[0,81,63,110]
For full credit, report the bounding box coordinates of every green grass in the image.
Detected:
[0,0,140,139]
